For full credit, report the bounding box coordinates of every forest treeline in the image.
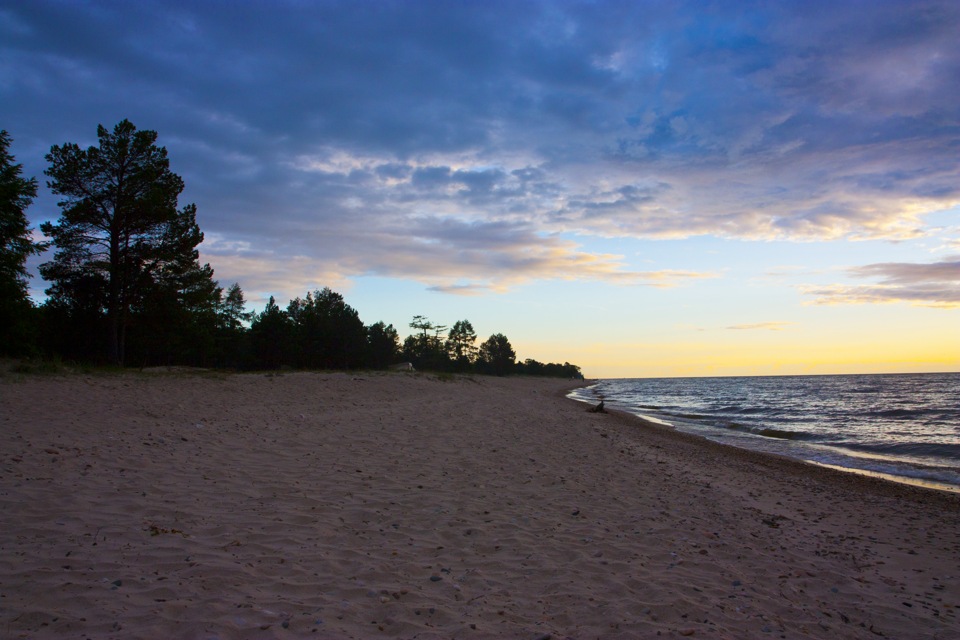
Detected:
[0,121,582,379]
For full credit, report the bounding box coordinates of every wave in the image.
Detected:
[869,408,925,419]
[865,407,959,422]
[809,460,960,494]
[831,440,960,461]
[715,405,748,413]
[667,412,711,420]
[720,422,817,441]
[755,428,813,440]
[704,405,781,417]
[733,407,770,415]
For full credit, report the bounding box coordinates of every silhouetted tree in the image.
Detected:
[445,319,477,371]
[515,358,583,379]
[213,282,250,367]
[127,203,222,366]
[218,283,250,333]
[364,321,399,369]
[0,130,46,355]
[552,361,583,379]
[403,315,449,370]
[287,288,366,369]
[520,358,545,376]
[478,332,515,376]
[249,296,291,369]
[37,273,107,361]
[41,119,211,365]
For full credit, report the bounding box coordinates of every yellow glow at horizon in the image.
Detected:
[517,334,960,379]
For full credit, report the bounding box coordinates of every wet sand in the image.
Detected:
[1,371,958,638]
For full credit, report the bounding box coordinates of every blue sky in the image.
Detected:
[3,0,958,376]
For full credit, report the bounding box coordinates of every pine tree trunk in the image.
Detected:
[107,231,122,366]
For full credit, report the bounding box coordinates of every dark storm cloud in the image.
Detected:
[3,0,958,297]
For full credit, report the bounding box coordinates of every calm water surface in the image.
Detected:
[569,373,960,492]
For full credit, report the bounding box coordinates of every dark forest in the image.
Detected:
[1,122,581,379]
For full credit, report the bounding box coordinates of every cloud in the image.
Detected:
[848,258,960,284]
[802,257,960,308]
[426,283,500,297]
[726,322,793,331]
[4,1,960,295]
[202,213,717,305]
[619,269,718,288]
[199,237,353,307]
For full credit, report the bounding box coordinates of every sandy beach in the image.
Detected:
[1,370,958,639]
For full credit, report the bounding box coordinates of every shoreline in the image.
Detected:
[589,401,960,505]
[570,377,960,497]
[591,402,960,497]
[566,388,960,505]
[3,371,958,638]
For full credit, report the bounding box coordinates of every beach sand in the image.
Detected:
[1,371,958,639]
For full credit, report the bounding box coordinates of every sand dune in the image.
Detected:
[2,371,958,638]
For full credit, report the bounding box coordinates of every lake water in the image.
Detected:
[568,372,960,493]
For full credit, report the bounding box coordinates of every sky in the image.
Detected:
[2,0,958,378]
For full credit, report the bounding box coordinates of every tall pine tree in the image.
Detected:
[445,319,478,370]
[128,203,222,366]
[40,120,218,365]
[0,130,45,355]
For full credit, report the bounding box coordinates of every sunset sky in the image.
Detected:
[3,0,958,378]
